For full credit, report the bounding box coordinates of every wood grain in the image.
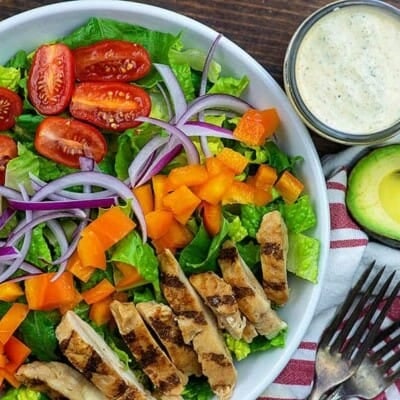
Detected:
[1,0,399,155]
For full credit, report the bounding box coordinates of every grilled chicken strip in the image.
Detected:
[16,361,107,400]
[218,241,287,339]
[110,300,187,396]
[55,310,154,400]
[136,301,202,377]
[189,271,246,340]
[256,210,289,306]
[159,249,237,400]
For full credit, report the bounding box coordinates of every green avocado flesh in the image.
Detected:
[346,144,400,242]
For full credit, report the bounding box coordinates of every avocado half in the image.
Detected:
[346,144,400,248]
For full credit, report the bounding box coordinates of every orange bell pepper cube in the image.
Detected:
[253,187,273,206]
[222,181,256,205]
[77,230,107,270]
[274,170,304,204]
[145,209,174,240]
[202,202,222,236]
[81,206,136,251]
[167,164,209,189]
[205,156,227,176]
[216,148,249,174]
[253,164,278,188]
[67,250,95,282]
[133,184,154,215]
[89,296,113,326]
[193,170,235,205]
[0,303,29,345]
[3,336,31,373]
[0,282,23,302]
[162,185,201,218]
[81,279,115,305]
[114,262,145,291]
[25,272,77,311]
[0,367,20,388]
[0,342,7,368]
[233,108,280,146]
[152,174,170,210]
[152,219,194,253]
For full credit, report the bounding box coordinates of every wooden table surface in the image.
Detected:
[1,0,399,156]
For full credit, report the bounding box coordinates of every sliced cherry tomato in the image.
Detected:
[69,82,151,132]
[28,43,75,115]
[0,87,23,131]
[0,134,17,185]
[74,39,151,82]
[34,117,107,168]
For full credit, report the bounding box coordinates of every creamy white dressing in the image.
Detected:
[295,4,400,135]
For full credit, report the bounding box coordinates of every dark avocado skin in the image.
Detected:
[346,144,400,248]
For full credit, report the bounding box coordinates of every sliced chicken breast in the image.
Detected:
[158,249,237,400]
[16,361,107,400]
[189,271,246,340]
[218,240,287,339]
[256,210,290,306]
[110,300,187,397]
[241,320,258,343]
[136,301,202,377]
[55,310,154,400]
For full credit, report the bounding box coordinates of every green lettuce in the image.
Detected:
[179,219,229,274]
[182,377,213,400]
[208,75,249,97]
[283,195,317,233]
[225,330,286,361]
[19,310,61,362]
[0,65,21,91]
[111,230,160,298]
[25,224,53,269]
[287,232,320,283]
[171,62,196,101]
[1,388,49,400]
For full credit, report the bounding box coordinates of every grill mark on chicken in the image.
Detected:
[110,301,187,396]
[256,210,289,306]
[260,242,283,260]
[55,311,153,400]
[233,286,255,299]
[161,273,185,288]
[218,240,287,339]
[158,250,237,400]
[137,301,202,378]
[175,310,207,325]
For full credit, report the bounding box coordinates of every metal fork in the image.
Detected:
[307,262,398,400]
[326,319,400,400]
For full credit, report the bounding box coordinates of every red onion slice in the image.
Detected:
[181,121,237,140]
[46,220,69,281]
[154,63,187,122]
[0,207,16,230]
[135,116,199,164]
[0,246,20,261]
[176,94,252,126]
[8,197,117,211]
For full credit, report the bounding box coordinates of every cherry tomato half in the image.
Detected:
[28,43,75,115]
[34,117,107,168]
[0,134,18,185]
[69,82,151,132]
[0,87,23,131]
[74,39,152,82]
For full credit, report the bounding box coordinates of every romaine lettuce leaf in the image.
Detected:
[25,224,53,269]
[208,75,249,97]
[111,230,160,298]
[19,310,61,362]
[287,232,320,283]
[182,377,213,400]
[1,387,49,400]
[283,195,317,233]
[179,219,229,274]
[171,62,196,101]
[0,65,21,91]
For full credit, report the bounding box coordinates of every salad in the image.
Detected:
[0,17,320,400]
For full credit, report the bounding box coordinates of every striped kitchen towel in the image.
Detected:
[260,144,400,400]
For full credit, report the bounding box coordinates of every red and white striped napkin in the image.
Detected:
[260,144,400,400]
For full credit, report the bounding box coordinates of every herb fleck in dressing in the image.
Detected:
[295,5,400,135]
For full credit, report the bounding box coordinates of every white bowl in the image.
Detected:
[0,1,330,398]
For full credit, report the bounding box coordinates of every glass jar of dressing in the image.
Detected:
[284,0,400,144]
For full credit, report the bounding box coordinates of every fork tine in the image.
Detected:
[379,347,400,373]
[372,319,400,345]
[371,331,400,362]
[330,264,385,354]
[319,262,375,348]
[350,275,400,368]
